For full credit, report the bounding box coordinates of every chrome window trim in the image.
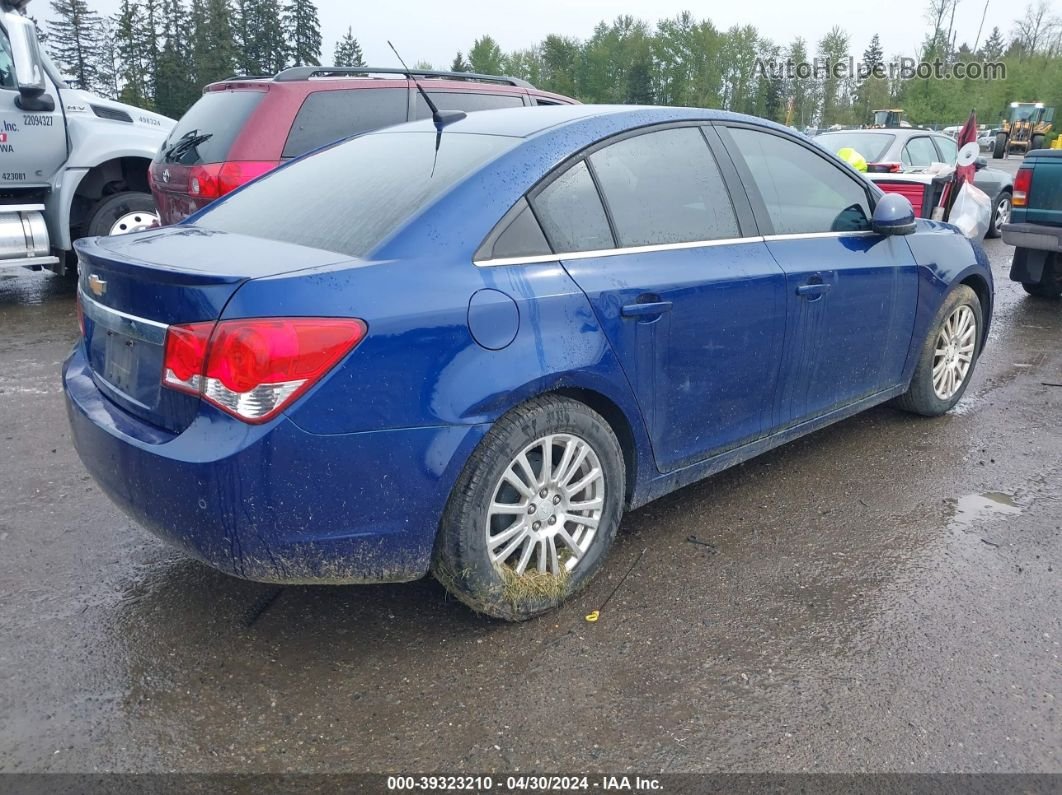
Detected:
[474,230,879,267]
[762,230,878,242]
[475,235,767,267]
[78,287,169,345]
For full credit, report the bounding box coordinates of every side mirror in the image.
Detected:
[3,12,55,112]
[975,157,987,170]
[872,193,917,236]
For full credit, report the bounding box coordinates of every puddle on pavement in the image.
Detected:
[945,492,1022,531]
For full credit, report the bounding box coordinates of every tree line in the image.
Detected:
[40,0,1062,131]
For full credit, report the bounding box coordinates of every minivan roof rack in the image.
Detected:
[272,66,534,89]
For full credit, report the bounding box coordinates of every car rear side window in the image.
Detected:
[195,131,516,258]
[531,161,614,253]
[728,127,872,235]
[157,90,266,165]
[589,127,739,246]
[414,92,526,118]
[283,88,409,158]
[479,199,552,260]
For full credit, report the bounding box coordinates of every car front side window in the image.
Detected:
[727,127,872,235]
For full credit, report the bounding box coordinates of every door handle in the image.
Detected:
[621,300,673,318]
[796,282,831,298]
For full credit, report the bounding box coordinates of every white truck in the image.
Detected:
[1,0,173,276]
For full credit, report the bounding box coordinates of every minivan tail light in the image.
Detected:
[1013,167,1032,207]
[867,162,903,173]
[188,161,280,200]
[162,318,367,423]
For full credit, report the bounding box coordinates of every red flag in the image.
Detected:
[955,109,978,185]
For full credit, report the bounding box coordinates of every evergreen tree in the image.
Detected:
[282,0,321,67]
[114,0,151,107]
[980,27,1006,60]
[31,16,48,45]
[155,0,196,117]
[625,57,653,104]
[450,51,468,72]
[238,0,288,74]
[46,0,103,92]
[334,27,364,67]
[191,0,238,86]
[96,16,119,99]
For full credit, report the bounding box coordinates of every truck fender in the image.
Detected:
[49,147,160,251]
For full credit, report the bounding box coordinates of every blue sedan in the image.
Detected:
[64,105,993,620]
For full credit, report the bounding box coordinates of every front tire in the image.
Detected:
[432,396,625,621]
[1030,134,1045,152]
[992,133,1007,159]
[894,285,983,417]
[85,192,159,238]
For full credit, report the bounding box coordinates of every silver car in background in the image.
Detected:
[815,128,1014,237]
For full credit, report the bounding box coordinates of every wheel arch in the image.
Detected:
[548,386,641,508]
[54,153,156,250]
[959,272,993,348]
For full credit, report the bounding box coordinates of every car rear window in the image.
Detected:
[195,131,517,258]
[814,132,895,163]
[283,87,409,158]
[156,90,266,165]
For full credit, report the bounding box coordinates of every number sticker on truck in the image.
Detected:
[23,115,54,126]
[2,173,26,181]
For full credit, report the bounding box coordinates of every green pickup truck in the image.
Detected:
[1002,148,1062,298]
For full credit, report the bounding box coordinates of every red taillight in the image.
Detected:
[187,161,279,200]
[1013,167,1032,207]
[162,318,367,423]
[867,162,903,173]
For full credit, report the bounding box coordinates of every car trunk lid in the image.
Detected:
[76,228,351,433]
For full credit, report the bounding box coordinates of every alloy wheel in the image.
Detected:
[485,433,605,577]
[932,304,977,400]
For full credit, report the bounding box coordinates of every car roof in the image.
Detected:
[380,104,781,140]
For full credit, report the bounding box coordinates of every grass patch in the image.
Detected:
[496,563,570,605]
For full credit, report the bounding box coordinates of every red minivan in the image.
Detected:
[149,66,577,225]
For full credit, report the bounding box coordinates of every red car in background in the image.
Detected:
[148,66,576,225]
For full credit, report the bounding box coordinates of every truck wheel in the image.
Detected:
[1030,134,1045,152]
[432,396,625,621]
[86,192,159,238]
[1022,255,1062,299]
[992,133,1007,159]
[894,285,983,417]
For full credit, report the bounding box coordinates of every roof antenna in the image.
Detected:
[388,41,466,130]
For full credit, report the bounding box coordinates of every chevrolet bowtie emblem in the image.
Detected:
[88,274,107,297]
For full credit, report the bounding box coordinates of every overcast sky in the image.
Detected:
[77,0,1026,70]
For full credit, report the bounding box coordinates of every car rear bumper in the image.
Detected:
[63,345,487,584]
[1001,222,1062,253]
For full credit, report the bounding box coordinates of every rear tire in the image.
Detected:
[894,284,983,417]
[432,396,625,621]
[992,133,1007,159]
[86,192,159,238]
[1022,255,1062,298]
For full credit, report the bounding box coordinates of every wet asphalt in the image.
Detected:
[0,162,1058,775]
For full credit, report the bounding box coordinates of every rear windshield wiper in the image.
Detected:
[164,131,213,162]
